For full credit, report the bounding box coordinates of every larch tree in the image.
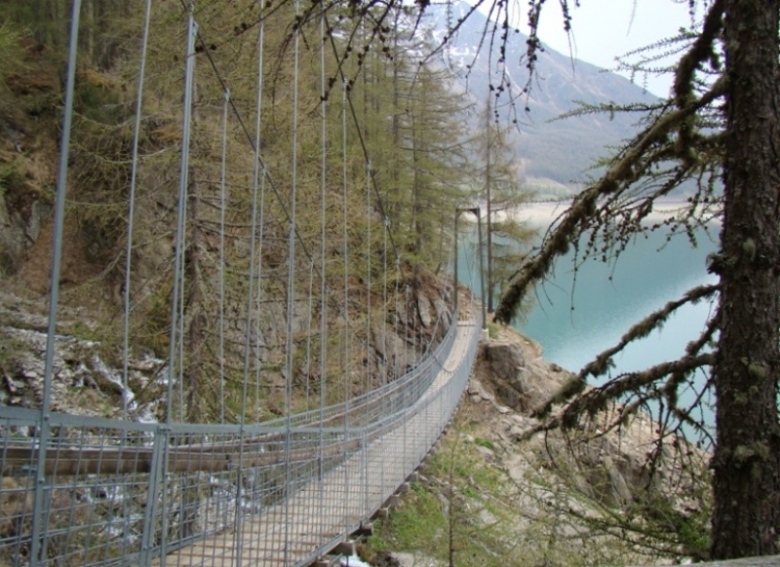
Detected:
[490,0,780,559]
[389,59,471,266]
[472,95,534,312]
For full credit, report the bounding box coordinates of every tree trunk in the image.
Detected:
[185,169,206,423]
[411,112,421,255]
[711,0,780,558]
[485,112,493,313]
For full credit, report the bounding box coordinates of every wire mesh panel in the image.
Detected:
[0,315,482,567]
[1,409,155,566]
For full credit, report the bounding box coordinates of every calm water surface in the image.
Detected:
[520,226,719,377]
[458,205,720,390]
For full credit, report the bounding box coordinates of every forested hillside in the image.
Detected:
[0,0,494,423]
[0,0,670,424]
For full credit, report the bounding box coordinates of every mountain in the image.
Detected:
[421,2,659,197]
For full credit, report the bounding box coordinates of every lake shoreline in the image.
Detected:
[485,198,721,228]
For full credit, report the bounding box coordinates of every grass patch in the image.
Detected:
[364,412,673,567]
[375,484,446,554]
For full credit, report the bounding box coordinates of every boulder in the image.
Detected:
[475,339,567,412]
[484,340,525,379]
[417,296,433,328]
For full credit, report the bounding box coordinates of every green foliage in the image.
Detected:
[66,320,100,343]
[0,329,26,371]
[471,98,537,311]
[380,484,447,551]
[0,160,25,196]
[366,401,710,567]
[0,21,25,86]
[366,435,517,567]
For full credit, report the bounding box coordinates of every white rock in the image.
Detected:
[475,445,494,459]
[392,552,444,567]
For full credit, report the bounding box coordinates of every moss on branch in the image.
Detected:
[494,76,727,325]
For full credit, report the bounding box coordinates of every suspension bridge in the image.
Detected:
[0,0,486,566]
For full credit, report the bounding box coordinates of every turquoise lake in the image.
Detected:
[457,204,720,427]
[519,225,719,376]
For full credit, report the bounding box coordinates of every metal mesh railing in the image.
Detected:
[0,313,481,567]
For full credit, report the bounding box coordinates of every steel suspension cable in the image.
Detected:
[253,162,267,420]
[464,220,479,313]
[402,279,409,474]
[234,12,266,563]
[178,237,186,420]
[380,212,388,497]
[383,216,389,386]
[218,88,230,424]
[306,259,316,410]
[253,169,271,567]
[394,257,402,380]
[166,5,197,424]
[366,159,372,395]
[363,150,372,513]
[122,0,152,425]
[319,7,328,537]
[284,0,300,564]
[157,6,197,561]
[341,76,351,533]
[31,1,81,564]
[283,0,302,558]
[405,283,412,369]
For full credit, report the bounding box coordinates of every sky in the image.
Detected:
[514,0,694,97]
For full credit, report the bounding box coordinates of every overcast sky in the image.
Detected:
[514,1,694,97]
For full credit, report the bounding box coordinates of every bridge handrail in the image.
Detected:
[0,309,462,473]
[0,308,482,567]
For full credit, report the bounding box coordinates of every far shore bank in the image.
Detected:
[474,198,721,227]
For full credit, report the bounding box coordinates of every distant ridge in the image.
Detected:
[423,2,659,195]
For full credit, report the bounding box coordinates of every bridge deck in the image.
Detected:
[153,319,479,567]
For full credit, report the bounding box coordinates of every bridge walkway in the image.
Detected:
[152,318,480,567]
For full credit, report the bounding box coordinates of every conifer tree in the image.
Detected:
[490,0,780,559]
[473,96,534,311]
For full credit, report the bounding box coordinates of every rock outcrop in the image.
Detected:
[0,292,165,422]
[465,322,708,535]
[473,332,570,413]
